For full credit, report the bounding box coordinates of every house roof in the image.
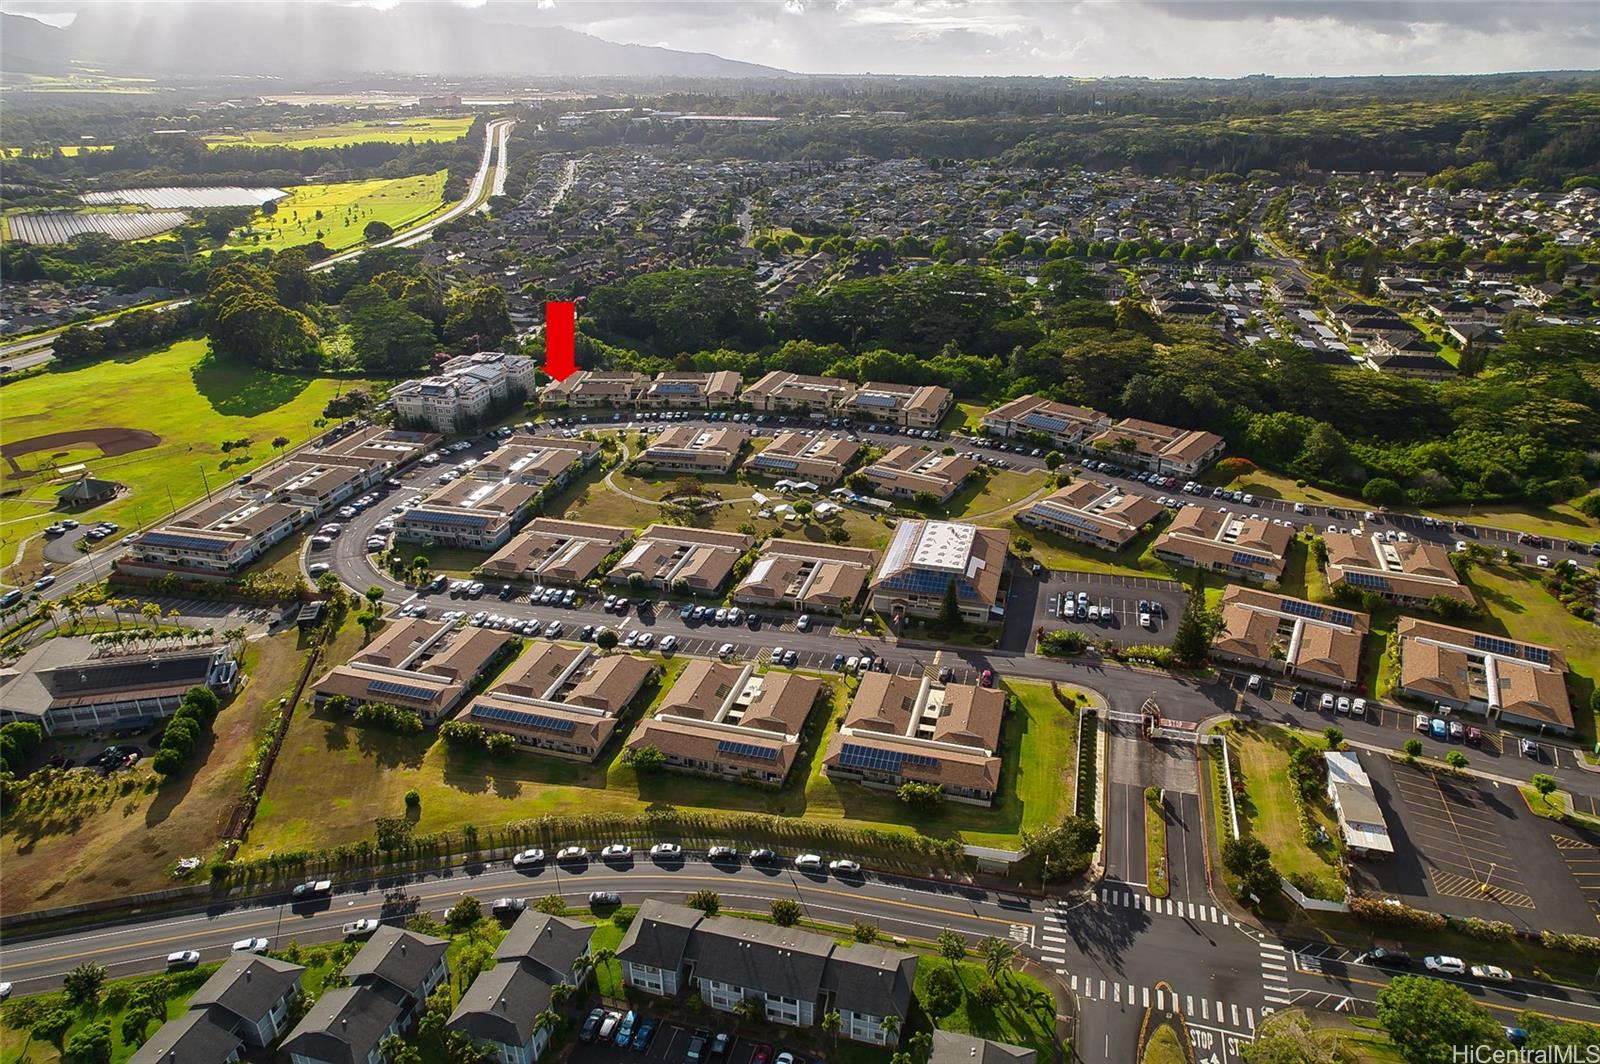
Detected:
[283,985,404,1064]
[871,520,1009,610]
[1396,617,1571,729]
[1153,505,1291,579]
[341,926,449,1001]
[616,899,705,971]
[495,910,593,977]
[821,942,918,1019]
[929,1030,1037,1064]
[688,913,834,1004]
[185,954,303,1026]
[1213,587,1370,685]
[128,1009,243,1064]
[447,962,551,1047]
[1323,532,1471,602]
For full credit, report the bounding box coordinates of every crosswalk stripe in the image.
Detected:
[1231,1004,1239,1026]
[1260,942,1285,954]
[1261,962,1287,972]
[1265,993,1292,1004]
[1128,984,1136,1003]
[1221,912,1231,925]
[1185,995,1194,1015]
[1114,983,1121,1003]
[1215,1000,1225,1021]
[1099,979,1106,1000]
[1208,906,1218,922]
[1069,975,1078,992]
[1144,894,1152,912]
[1188,902,1198,919]
[1043,932,1067,943]
[1143,986,1150,1007]
[1247,1007,1255,1028]
[1202,999,1210,1020]
[1157,989,1166,1010]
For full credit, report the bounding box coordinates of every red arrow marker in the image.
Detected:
[544,300,576,382]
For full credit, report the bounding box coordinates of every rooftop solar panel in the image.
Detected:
[470,703,577,734]
[1279,598,1325,621]
[1345,572,1391,591]
[716,739,779,762]
[141,531,233,552]
[366,678,440,703]
[838,743,941,773]
[404,510,492,528]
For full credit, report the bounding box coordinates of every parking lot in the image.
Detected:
[1034,571,1186,648]
[568,1018,809,1064]
[1354,758,1600,933]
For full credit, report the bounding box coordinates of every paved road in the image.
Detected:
[0,118,513,370]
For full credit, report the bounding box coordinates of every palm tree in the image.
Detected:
[271,435,291,460]
[880,1013,900,1043]
[821,1010,842,1046]
[549,980,576,1011]
[34,599,58,632]
[980,935,1018,982]
[531,1009,560,1044]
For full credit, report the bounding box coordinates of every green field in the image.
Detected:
[228,170,447,255]
[1227,722,1345,901]
[203,116,472,150]
[245,660,1079,858]
[0,338,375,584]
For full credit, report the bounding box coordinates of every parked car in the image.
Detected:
[1356,948,1411,969]
[1430,718,1448,740]
[512,848,545,868]
[707,1031,730,1061]
[580,1008,606,1042]
[1424,955,1466,974]
[796,614,812,631]
[292,879,333,899]
[231,937,270,954]
[1415,712,1431,734]
[748,848,778,863]
[1520,739,1541,759]
[601,843,633,860]
[650,843,683,858]
[557,846,588,861]
[685,1028,711,1063]
[1471,964,1513,983]
[589,891,622,907]
[828,859,861,874]
[1321,693,1336,711]
[793,853,824,870]
[343,919,379,939]
[707,846,739,862]
[1449,720,1464,741]
[491,898,528,918]
[1350,698,1368,718]
[166,950,201,971]
[633,1017,659,1052]
[598,1010,622,1042]
[980,669,995,687]
[1465,726,1483,746]
[751,1045,774,1064]
[614,1010,637,1048]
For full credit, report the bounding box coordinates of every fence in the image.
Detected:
[1281,877,1350,913]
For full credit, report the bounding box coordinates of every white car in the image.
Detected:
[650,843,683,858]
[600,844,633,859]
[660,635,677,653]
[1425,955,1466,974]
[166,950,201,970]
[556,846,588,861]
[231,937,270,954]
[828,859,861,874]
[307,562,330,577]
[1470,964,1513,983]
[512,848,545,868]
[1536,555,1550,567]
[793,853,824,870]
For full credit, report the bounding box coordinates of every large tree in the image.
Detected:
[444,283,513,348]
[1376,976,1502,1064]
[351,298,437,375]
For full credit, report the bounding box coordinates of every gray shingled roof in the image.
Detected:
[616,899,705,971]
[282,985,404,1064]
[929,1030,1037,1064]
[686,917,833,1005]
[495,910,593,981]
[127,1008,243,1064]
[341,925,448,1003]
[447,962,552,1047]
[821,941,917,1019]
[184,954,303,1026]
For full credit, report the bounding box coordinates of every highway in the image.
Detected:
[0,117,514,369]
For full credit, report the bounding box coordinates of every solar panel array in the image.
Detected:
[471,702,577,734]
[716,739,778,762]
[367,678,439,703]
[1279,598,1325,621]
[406,510,490,528]
[1345,572,1392,591]
[1022,412,1070,433]
[854,391,900,408]
[752,455,799,471]
[142,531,232,552]
[879,570,978,599]
[1232,552,1270,568]
[838,743,941,774]
[1328,611,1356,628]
[652,382,700,394]
[1037,508,1103,534]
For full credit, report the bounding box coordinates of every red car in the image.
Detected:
[1464,725,1482,746]
[980,669,995,687]
[752,1044,774,1064]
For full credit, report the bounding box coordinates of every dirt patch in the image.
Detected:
[1,427,160,474]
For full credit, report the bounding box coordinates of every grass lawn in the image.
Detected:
[946,469,1044,521]
[0,966,221,1064]
[1425,499,1598,543]
[1226,722,1345,902]
[909,960,1058,1063]
[245,667,1080,857]
[1145,789,1169,899]
[0,338,376,585]
[1141,1022,1187,1064]
[228,170,448,255]
[1011,518,1175,579]
[204,116,472,150]
[0,626,308,915]
[1203,466,1367,512]
[944,402,988,434]
[1465,562,1600,744]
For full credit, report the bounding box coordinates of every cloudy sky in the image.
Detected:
[8,0,1598,77]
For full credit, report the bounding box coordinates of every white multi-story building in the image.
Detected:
[391,351,538,434]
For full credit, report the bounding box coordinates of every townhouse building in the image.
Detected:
[638,426,747,474]
[930,1033,1037,1064]
[618,901,916,1047]
[1211,587,1371,690]
[480,519,632,585]
[540,370,649,409]
[447,912,594,1064]
[823,673,1006,806]
[121,497,307,580]
[1015,481,1165,552]
[1322,531,1472,608]
[463,643,657,760]
[1083,418,1226,477]
[980,394,1111,450]
[1396,618,1573,735]
[393,476,540,551]
[131,955,306,1064]
[1,636,240,736]
[626,660,823,787]
[744,431,859,484]
[284,928,449,1064]
[861,445,978,504]
[741,371,856,413]
[639,371,743,409]
[311,618,515,725]
[869,519,1009,626]
[731,539,878,614]
[839,381,953,428]
[391,351,538,433]
[1152,505,1293,584]
[301,425,440,480]
[470,436,601,491]
[608,525,754,595]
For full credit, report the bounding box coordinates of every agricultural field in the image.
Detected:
[0,337,375,584]
[202,115,473,150]
[2,210,186,244]
[229,170,447,254]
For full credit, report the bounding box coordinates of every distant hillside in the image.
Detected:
[0,4,789,80]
